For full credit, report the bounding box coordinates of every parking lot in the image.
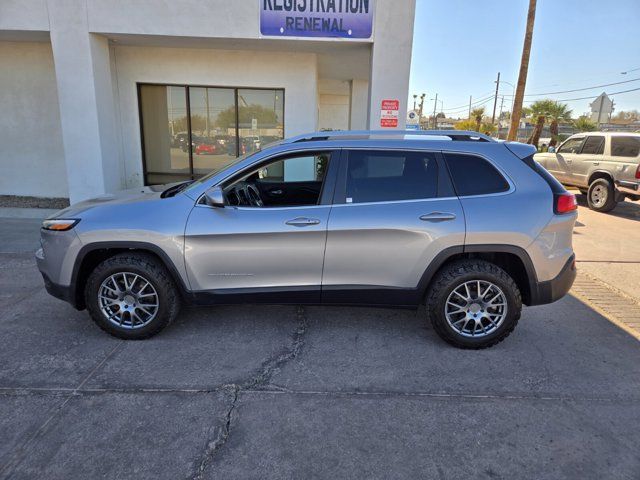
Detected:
[1,197,639,479]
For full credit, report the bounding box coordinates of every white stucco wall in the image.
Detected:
[111,45,318,188]
[0,41,68,198]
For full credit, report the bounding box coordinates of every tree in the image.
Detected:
[574,116,597,132]
[508,0,537,141]
[526,99,554,148]
[546,102,572,147]
[215,104,279,129]
[471,107,486,131]
[455,119,478,131]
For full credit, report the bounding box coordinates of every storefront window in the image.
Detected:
[138,84,284,185]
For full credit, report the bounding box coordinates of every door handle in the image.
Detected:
[270,189,284,195]
[592,161,599,166]
[566,159,572,164]
[419,212,457,222]
[285,217,321,227]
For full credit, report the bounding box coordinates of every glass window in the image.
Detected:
[611,136,640,157]
[225,152,331,207]
[444,153,509,196]
[238,89,284,156]
[580,136,605,155]
[345,151,438,203]
[139,85,192,184]
[557,137,585,154]
[189,87,237,175]
[139,84,284,185]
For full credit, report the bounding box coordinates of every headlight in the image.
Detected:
[42,219,80,231]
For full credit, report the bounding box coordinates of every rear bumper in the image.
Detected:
[529,254,576,306]
[615,180,640,197]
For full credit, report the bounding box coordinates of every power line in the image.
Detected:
[522,86,640,104]
[438,94,494,112]
[503,77,640,97]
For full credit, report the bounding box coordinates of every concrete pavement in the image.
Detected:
[0,207,639,479]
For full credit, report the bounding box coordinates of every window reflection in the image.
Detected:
[139,84,284,185]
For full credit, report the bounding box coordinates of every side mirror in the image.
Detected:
[204,186,225,207]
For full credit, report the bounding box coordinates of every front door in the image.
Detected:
[321,149,465,305]
[184,151,338,303]
[552,136,585,184]
[570,135,605,187]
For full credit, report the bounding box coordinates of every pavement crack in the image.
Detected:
[188,306,308,479]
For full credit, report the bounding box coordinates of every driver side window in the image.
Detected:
[557,137,584,154]
[225,152,331,208]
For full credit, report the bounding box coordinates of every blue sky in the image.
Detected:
[409,0,640,119]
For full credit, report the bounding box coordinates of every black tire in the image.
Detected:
[578,188,588,196]
[587,178,617,212]
[84,253,180,340]
[426,260,522,349]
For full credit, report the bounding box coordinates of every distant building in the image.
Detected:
[590,93,614,124]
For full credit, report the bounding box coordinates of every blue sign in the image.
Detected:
[260,0,373,39]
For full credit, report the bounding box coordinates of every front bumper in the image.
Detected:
[40,270,75,305]
[615,180,640,197]
[529,254,576,305]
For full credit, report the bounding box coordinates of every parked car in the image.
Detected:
[535,132,640,212]
[36,130,577,349]
[194,139,224,155]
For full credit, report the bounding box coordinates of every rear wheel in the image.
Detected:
[84,253,180,339]
[426,260,522,349]
[587,178,617,212]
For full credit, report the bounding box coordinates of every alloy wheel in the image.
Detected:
[444,280,508,338]
[98,272,159,329]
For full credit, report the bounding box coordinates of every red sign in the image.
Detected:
[380,99,399,128]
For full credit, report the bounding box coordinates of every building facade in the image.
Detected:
[0,0,416,203]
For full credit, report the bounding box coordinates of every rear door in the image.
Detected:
[321,149,465,305]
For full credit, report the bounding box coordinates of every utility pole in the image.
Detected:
[508,0,537,141]
[491,72,500,124]
[468,96,472,119]
[498,96,505,137]
[432,93,438,129]
[596,94,605,125]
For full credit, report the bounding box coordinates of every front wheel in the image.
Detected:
[84,253,180,339]
[426,260,522,349]
[587,178,617,212]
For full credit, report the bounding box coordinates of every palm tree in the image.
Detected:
[546,102,572,146]
[471,107,485,132]
[574,115,597,132]
[508,0,537,141]
[526,99,556,148]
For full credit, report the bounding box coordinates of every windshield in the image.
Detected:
[183,150,262,193]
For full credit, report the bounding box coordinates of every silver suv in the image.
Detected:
[36,130,578,349]
[535,132,640,212]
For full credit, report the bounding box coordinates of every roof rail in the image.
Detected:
[284,130,496,144]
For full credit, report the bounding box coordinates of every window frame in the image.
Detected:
[579,135,605,155]
[610,135,640,158]
[332,149,454,206]
[557,136,586,155]
[137,83,285,186]
[220,149,340,209]
[442,151,514,199]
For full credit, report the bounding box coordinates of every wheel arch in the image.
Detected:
[587,170,614,186]
[419,245,538,306]
[71,242,189,310]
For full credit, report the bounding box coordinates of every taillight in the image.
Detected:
[554,193,577,214]
[635,164,640,179]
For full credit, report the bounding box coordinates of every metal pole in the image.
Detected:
[596,94,605,125]
[492,72,500,124]
[468,96,472,118]
[432,93,438,129]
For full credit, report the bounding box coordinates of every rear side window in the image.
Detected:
[345,150,438,203]
[581,136,605,155]
[443,153,510,196]
[611,136,640,157]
